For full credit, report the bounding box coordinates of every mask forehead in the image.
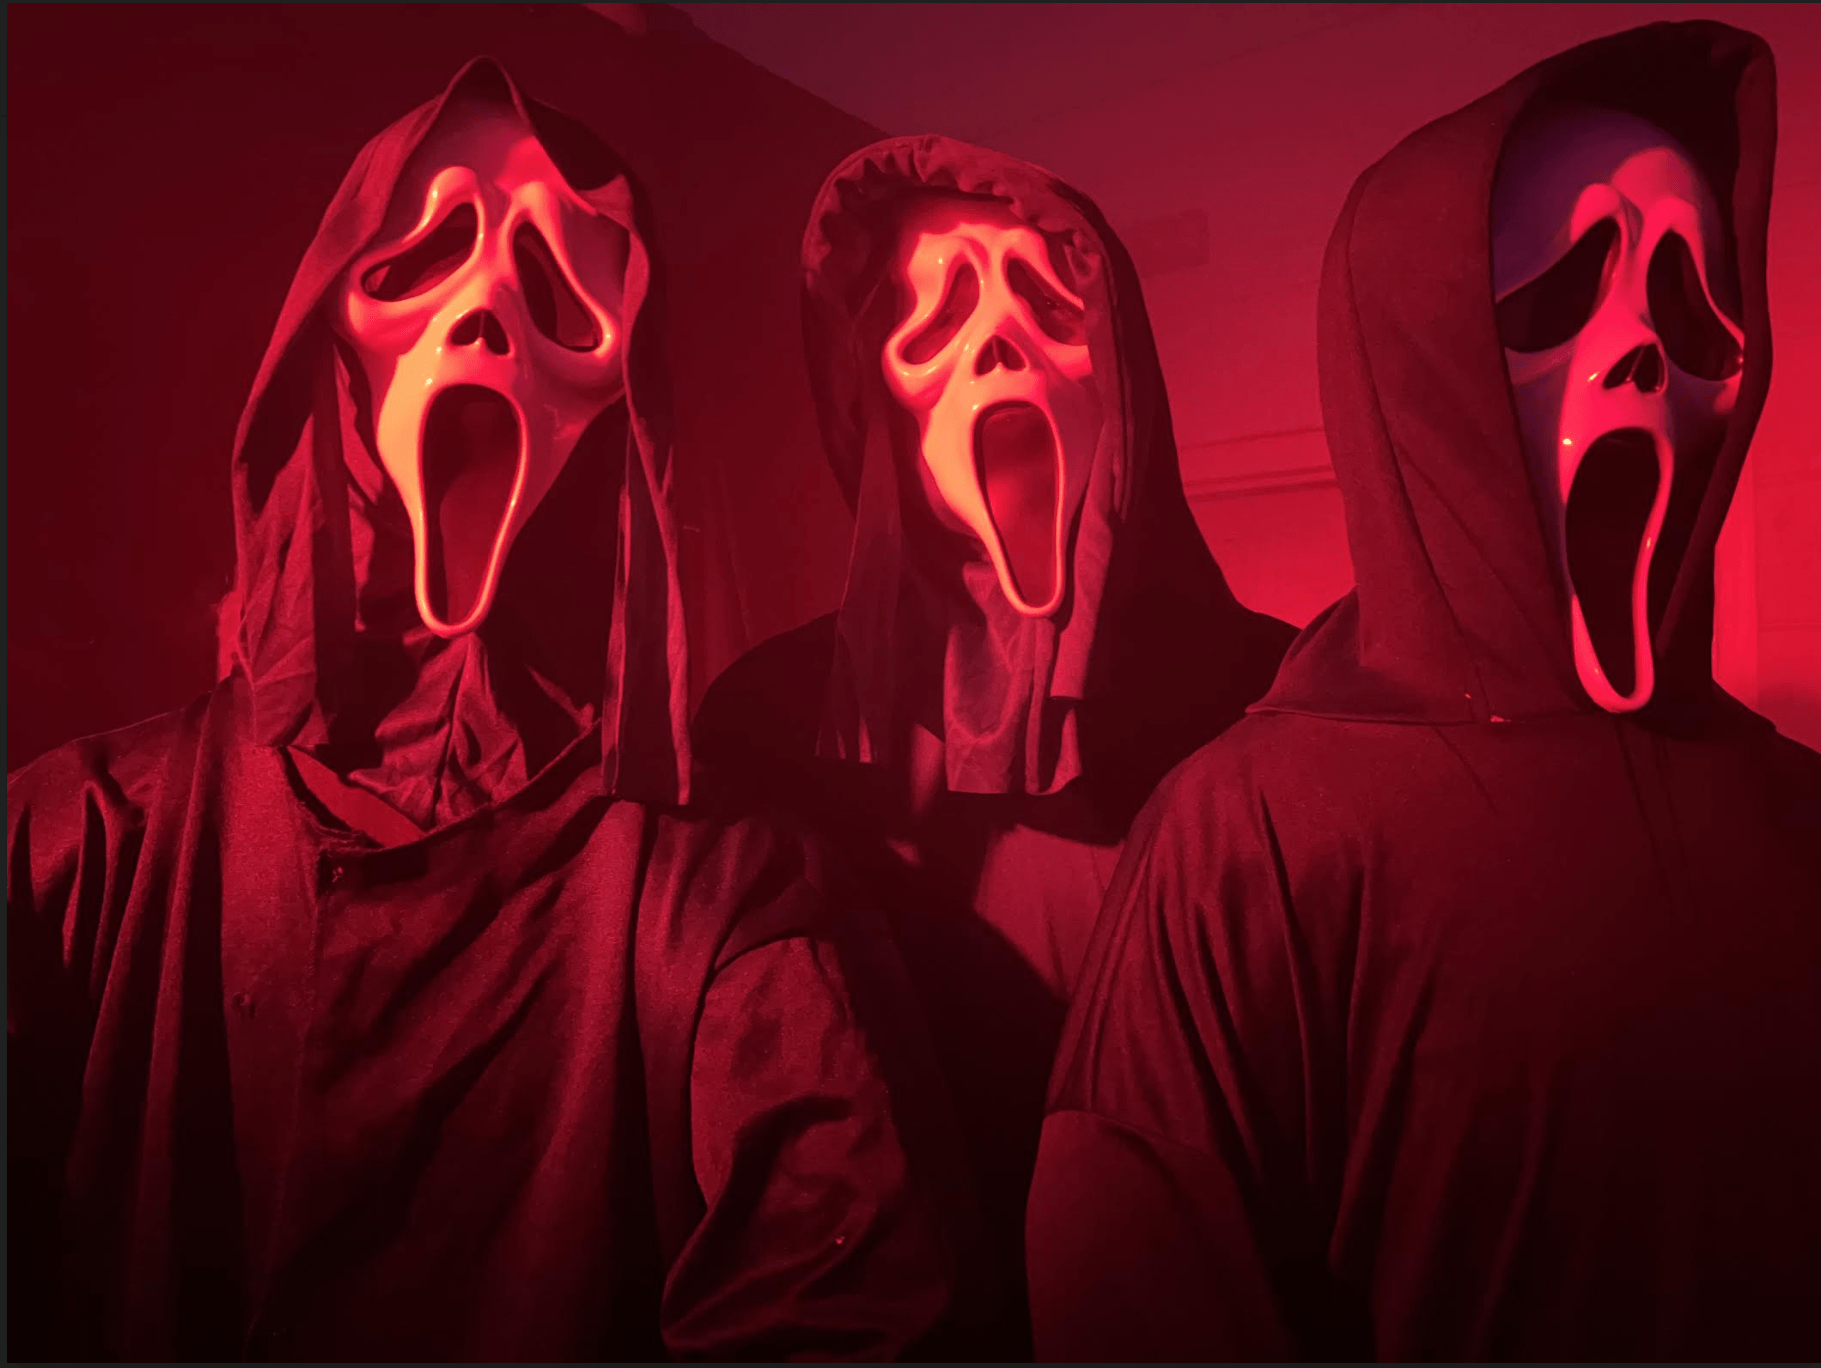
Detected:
[381,103,516,235]
[894,197,1071,295]
[385,101,625,284]
[1493,103,1720,297]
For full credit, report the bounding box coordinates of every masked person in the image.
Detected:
[7,60,961,1362]
[694,137,1296,1354]
[1027,21,1821,1361]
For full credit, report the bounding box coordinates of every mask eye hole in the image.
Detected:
[1647,232,1742,381]
[362,203,478,302]
[1495,217,1619,353]
[1007,255,1087,346]
[513,224,602,351]
[901,263,980,366]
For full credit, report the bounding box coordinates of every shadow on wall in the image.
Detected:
[7,2,875,771]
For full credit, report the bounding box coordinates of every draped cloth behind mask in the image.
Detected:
[232,57,690,820]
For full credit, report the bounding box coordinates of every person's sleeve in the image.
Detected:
[1026,762,1356,1361]
[659,932,960,1361]
[7,755,113,1360]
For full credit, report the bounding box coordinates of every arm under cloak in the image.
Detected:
[7,741,141,1360]
[1025,750,1363,1360]
[650,816,973,1361]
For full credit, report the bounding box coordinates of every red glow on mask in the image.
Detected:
[880,199,1100,617]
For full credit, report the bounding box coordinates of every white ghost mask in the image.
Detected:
[336,99,629,637]
[880,199,1102,617]
[1494,103,1744,712]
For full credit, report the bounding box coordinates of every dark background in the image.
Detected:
[7,3,874,770]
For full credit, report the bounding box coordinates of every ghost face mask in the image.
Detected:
[336,100,629,637]
[881,199,1101,617]
[1493,104,1744,713]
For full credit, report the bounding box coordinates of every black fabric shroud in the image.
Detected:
[697,135,1295,1356]
[1030,22,1821,1362]
[8,59,961,1361]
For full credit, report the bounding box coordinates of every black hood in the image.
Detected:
[226,58,692,819]
[1257,21,1775,726]
[802,135,1291,806]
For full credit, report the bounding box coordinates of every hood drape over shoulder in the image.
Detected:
[231,57,690,815]
[1257,20,1775,726]
[802,136,1291,809]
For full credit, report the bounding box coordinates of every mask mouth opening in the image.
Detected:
[422,384,523,631]
[974,400,1061,613]
[1565,427,1661,701]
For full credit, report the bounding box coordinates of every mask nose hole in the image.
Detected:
[449,308,511,357]
[975,333,1028,376]
[1604,342,1666,394]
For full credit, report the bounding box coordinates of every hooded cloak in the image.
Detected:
[1029,23,1821,1360]
[697,135,1294,1355]
[8,60,958,1360]
[227,57,688,822]
[794,135,1294,808]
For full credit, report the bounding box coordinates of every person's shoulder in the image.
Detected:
[7,687,228,908]
[651,790,843,906]
[1755,719,1821,794]
[1116,709,1376,915]
[1148,710,1338,811]
[8,689,220,820]
[1725,712,1821,839]
[640,794,859,972]
[694,614,838,766]
[1686,690,1821,806]
[654,789,822,859]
